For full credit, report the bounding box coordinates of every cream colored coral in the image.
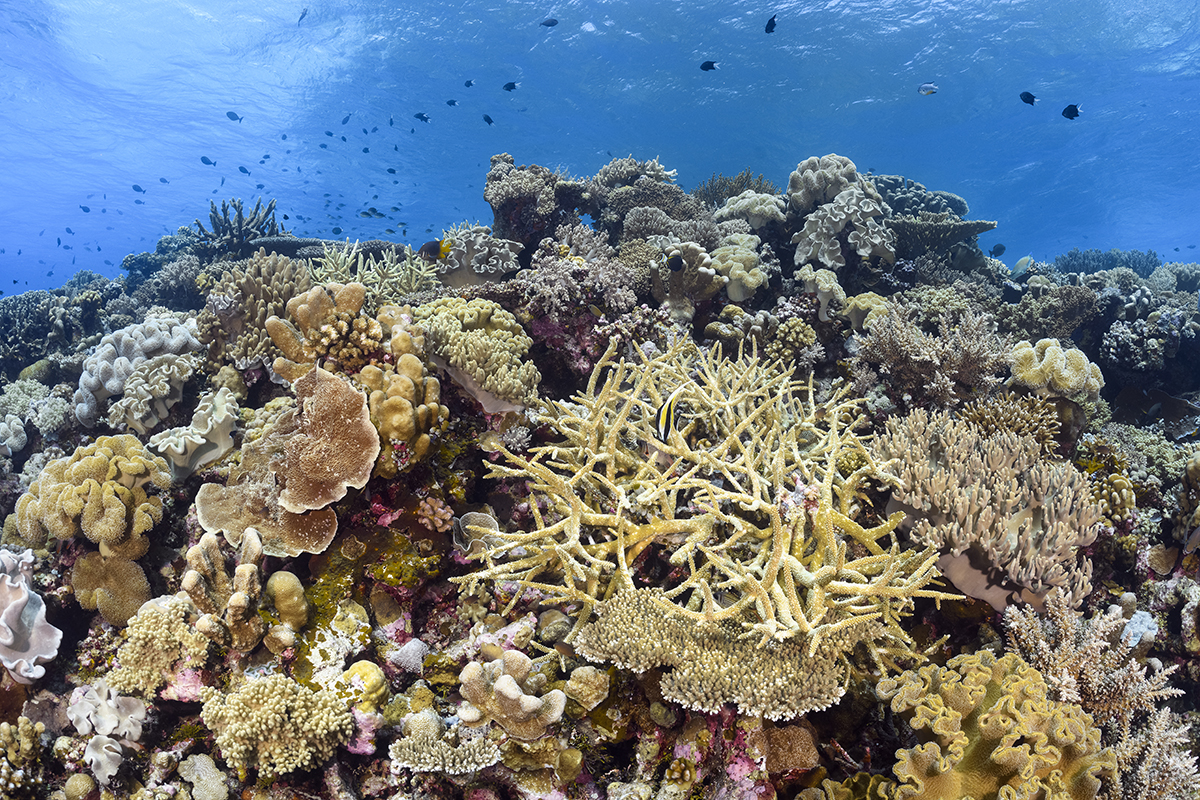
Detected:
[792,184,896,271]
[149,387,238,480]
[715,190,786,229]
[200,674,353,780]
[107,594,211,698]
[181,530,266,653]
[650,241,727,324]
[877,409,1103,610]
[412,297,541,412]
[388,708,501,774]
[709,233,768,302]
[1008,338,1104,400]
[796,264,845,323]
[786,154,862,215]
[458,649,565,740]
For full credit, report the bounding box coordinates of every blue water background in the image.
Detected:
[2,0,1199,293]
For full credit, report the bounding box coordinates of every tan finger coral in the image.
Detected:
[266,281,384,382]
[181,530,266,653]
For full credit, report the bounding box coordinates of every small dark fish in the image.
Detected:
[446,99,457,106]
[283,214,289,220]
[46,270,53,276]
[1062,103,1081,119]
[464,79,475,87]
[387,168,397,174]
[104,260,112,266]
[503,81,519,91]
[132,184,145,193]
[65,227,74,234]
[80,205,90,212]
[389,116,394,126]
[134,199,144,205]
[341,135,347,141]
[238,166,250,174]
[409,129,413,134]
[666,253,684,272]
[918,82,938,95]
[342,113,352,124]
[414,112,430,123]
[541,18,557,27]
[765,14,776,33]
[989,243,1006,257]
[371,126,377,133]
[332,226,343,234]
[700,61,718,71]
[362,127,368,134]
[483,114,494,125]
[298,7,308,25]
[1020,91,1038,106]
[281,133,287,140]
[201,156,216,165]
[362,147,369,153]
[56,237,60,246]
[226,111,243,122]
[417,239,452,260]
[325,130,333,136]
[159,177,169,183]
[319,143,328,149]
[220,177,225,186]
[1190,244,1197,249]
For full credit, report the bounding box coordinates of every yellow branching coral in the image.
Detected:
[14,434,170,558]
[454,340,956,716]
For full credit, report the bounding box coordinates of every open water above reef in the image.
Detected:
[2,0,1200,293]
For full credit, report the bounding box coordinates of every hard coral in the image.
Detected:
[458,649,566,740]
[182,530,266,653]
[266,281,383,382]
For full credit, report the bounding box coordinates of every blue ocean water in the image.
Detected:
[2,0,1198,294]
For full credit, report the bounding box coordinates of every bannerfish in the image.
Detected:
[701,61,718,71]
[1020,91,1037,105]
[417,239,453,260]
[765,14,776,33]
[483,114,494,125]
[298,7,307,25]
[226,111,243,122]
[414,112,431,123]
[1062,104,1081,119]
[666,253,684,272]
[656,383,688,442]
[80,205,90,212]
[503,82,519,91]
[989,244,1006,257]
[918,82,938,95]
[541,18,558,27]
[465,79,475,87]
[447,99,457,106]
[342,113,352,124]
[238,166,250,174]
[201,156,216,166]
[132,184,145,193]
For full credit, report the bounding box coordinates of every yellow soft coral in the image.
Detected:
[1008,338,1104,400]
[14,434,169,557]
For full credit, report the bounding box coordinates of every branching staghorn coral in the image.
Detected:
[454,339,956,667]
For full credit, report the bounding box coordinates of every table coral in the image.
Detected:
[199,673,353,781]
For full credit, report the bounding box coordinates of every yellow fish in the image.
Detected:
[417,238,453,260]
[656,383,688,442]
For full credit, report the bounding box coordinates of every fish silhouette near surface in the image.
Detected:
[414,112,431,123]
[483,114,494,126]
[1062,103,1081,119]
[989,244,1006,257]
[1020,91,1038,105]
[226,111,243,122]
[765,14,776,33]
[503,82,519,91]
[701,61,718,71]
[298,7,307,25]
[918,82,938,95]
[540,18,557,27]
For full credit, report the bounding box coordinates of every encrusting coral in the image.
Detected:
[454,339,956,718]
